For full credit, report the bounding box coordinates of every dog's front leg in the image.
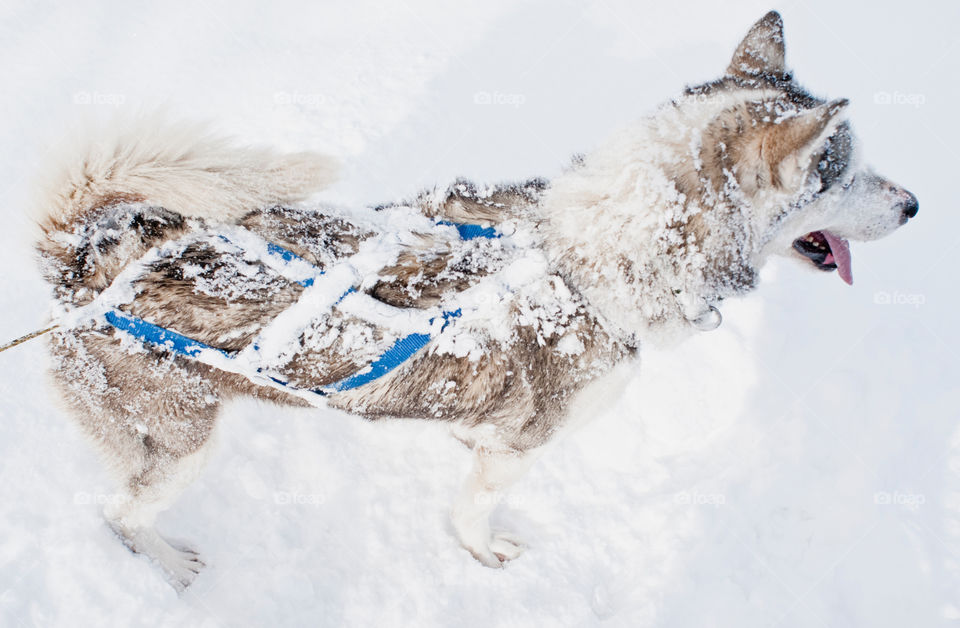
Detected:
[451,444,540,568]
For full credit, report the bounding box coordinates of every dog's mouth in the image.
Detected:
[792,230,853,285]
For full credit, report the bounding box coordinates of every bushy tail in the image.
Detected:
[37,117,339,231]
[35,117,340,297]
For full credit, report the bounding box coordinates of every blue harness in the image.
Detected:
[103,220,498,398]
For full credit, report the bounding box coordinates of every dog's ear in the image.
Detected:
[727,11,786,78]
[762,98,849,183]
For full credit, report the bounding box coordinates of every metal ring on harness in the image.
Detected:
[689,305,722,331]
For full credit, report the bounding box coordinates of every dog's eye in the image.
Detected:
[816,123,853,193]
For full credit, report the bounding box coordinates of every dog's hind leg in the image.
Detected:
[103,438,215,593]
[451,445,541,568]
[48,330,221,592]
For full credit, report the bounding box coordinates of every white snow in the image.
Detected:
[0,1,956,626]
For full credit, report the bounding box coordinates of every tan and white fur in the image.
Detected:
[33,12,918,591]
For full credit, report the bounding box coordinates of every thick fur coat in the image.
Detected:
[34,12,917,589]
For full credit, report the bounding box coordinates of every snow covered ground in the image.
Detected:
[0,0,957,625]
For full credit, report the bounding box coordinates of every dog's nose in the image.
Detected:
[901,191,919,220]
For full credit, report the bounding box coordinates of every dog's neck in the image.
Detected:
[537,116,763,346]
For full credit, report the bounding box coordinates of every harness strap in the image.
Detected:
[103,221,496,400]
[105,309,229,359]
[436,220,499,241]
[324,308,462,392]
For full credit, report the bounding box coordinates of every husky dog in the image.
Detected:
[35,11,917,591]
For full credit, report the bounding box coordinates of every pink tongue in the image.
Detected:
[821,230,853,285]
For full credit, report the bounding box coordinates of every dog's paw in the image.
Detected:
[159,547,205,594]
[108,521,205,593]
[464,531,526,568]
[489,531,526,562]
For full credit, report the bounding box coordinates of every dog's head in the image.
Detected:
[685,11,917,285]
[542,11,918,343]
